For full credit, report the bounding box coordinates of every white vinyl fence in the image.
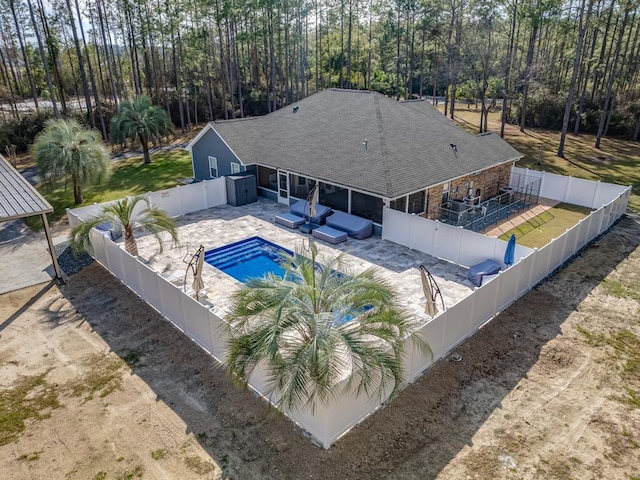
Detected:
[68,170,631,449]
[383,170,631,380]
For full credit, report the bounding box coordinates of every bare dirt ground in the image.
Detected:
[1,215,639,480]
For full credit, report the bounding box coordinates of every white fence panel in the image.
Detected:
[510,167,542,187]
[573,217,591,251]
[561,224,581,264]
[87,228,106,262]
[66,210,83,230]
[121,256,143,292]
[587,207,605,240]
[546,235,567,272]
[286,402,331,449]
[441,294,474,352]
[67,202,112,221]
[137,262,164,309]
[313,382,393,449]
[516,252,538,294]
[159,281,187,331]
[382,208,412,246]
[433,226,463,263]
[494,263,522,312]
[457,230,502,267]
[103,241,126,281]
[564,177,598,207]
[599,202,614,234]
[148,189,183,217]
[470,279,499,329]
[179,182,207,214]
[410,315,446,378]
[527,244,553,286]
[207,311,228,362]
[593,182,628,208]
[181,296,215,354]
[205,178,228,208]
[409,216,437,254]
[538,173,569,202]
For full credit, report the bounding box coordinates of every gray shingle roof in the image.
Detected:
[0,155,53,220]
[210,89,522,198]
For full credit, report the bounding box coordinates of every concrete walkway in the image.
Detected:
[0,219,65,295]
[483,197,561,238]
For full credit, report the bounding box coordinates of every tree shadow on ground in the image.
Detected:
[53,215,640,479]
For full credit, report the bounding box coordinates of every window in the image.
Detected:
[441,182,450,205]
[208,156,218,178]
[390,196,407,212]
[231,162,241,174]
[319,182,348,212]
[408,190,426,214]
[351,191,383,224]
[258,166,277,190]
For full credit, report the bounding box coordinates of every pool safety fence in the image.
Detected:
[68,167,631,449]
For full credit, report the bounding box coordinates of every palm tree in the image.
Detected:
[70,195,178,257]
[110,95,173,165]
[32,118,110,205]
[225,242,429,413]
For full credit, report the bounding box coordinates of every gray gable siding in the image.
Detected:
[192,127,245,180]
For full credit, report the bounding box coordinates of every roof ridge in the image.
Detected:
[373,94,394,198]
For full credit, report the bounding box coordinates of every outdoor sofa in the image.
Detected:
[467,259,501,287]
[274,199,333,229]
[325,211,373,239]
[312,225,348,244]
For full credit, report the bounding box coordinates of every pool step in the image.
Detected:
[204,238,285,270]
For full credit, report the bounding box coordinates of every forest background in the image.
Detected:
[0,0,639,155]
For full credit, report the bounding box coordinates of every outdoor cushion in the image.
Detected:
[325,211,373,239]
[289,200,332,225]
[95,222,122,241]
[274,212,305,229]
[312,226,348,244]
[467,259,501,287]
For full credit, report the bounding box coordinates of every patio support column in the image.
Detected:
[41,213,64,283]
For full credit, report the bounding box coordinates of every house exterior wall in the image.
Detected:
[426,162,514,220]
[191,127,246,180]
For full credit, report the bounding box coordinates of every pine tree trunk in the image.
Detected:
[558,0,592,158]
[9,0,39,110]
[27,0,58,117]
[66,0,95,127]
[520,23,539,133]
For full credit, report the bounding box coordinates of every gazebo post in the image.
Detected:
[41,213,64,284]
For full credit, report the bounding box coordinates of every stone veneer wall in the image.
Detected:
[426,162,514,220]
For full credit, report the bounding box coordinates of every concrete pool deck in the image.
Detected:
[133,198,476,322]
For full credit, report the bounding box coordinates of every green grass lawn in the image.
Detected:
[28,150,192,230]
[498,203,592,249]
[438,106,640,213]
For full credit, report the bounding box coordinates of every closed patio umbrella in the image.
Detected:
[192,245,205,300]
[504,234,516,267]
[420,266,438,317]
[308,185,319,221]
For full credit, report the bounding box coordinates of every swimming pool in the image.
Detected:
[204,236,293,283]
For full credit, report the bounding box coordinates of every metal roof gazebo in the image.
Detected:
[0,154,63,282]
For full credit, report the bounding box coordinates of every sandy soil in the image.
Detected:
[1,215,639,480]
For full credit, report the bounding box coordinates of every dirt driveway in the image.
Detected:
[1,215,639,480]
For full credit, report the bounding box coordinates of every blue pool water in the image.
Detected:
[204,236,293,283]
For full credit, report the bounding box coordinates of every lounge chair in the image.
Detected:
[312,225,348,244]
[274,212,306,229]
[325,211,373,239]
[289,199,332,225]
[467,259,501,287]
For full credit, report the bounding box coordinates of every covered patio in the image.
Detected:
[0,155,63,293]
